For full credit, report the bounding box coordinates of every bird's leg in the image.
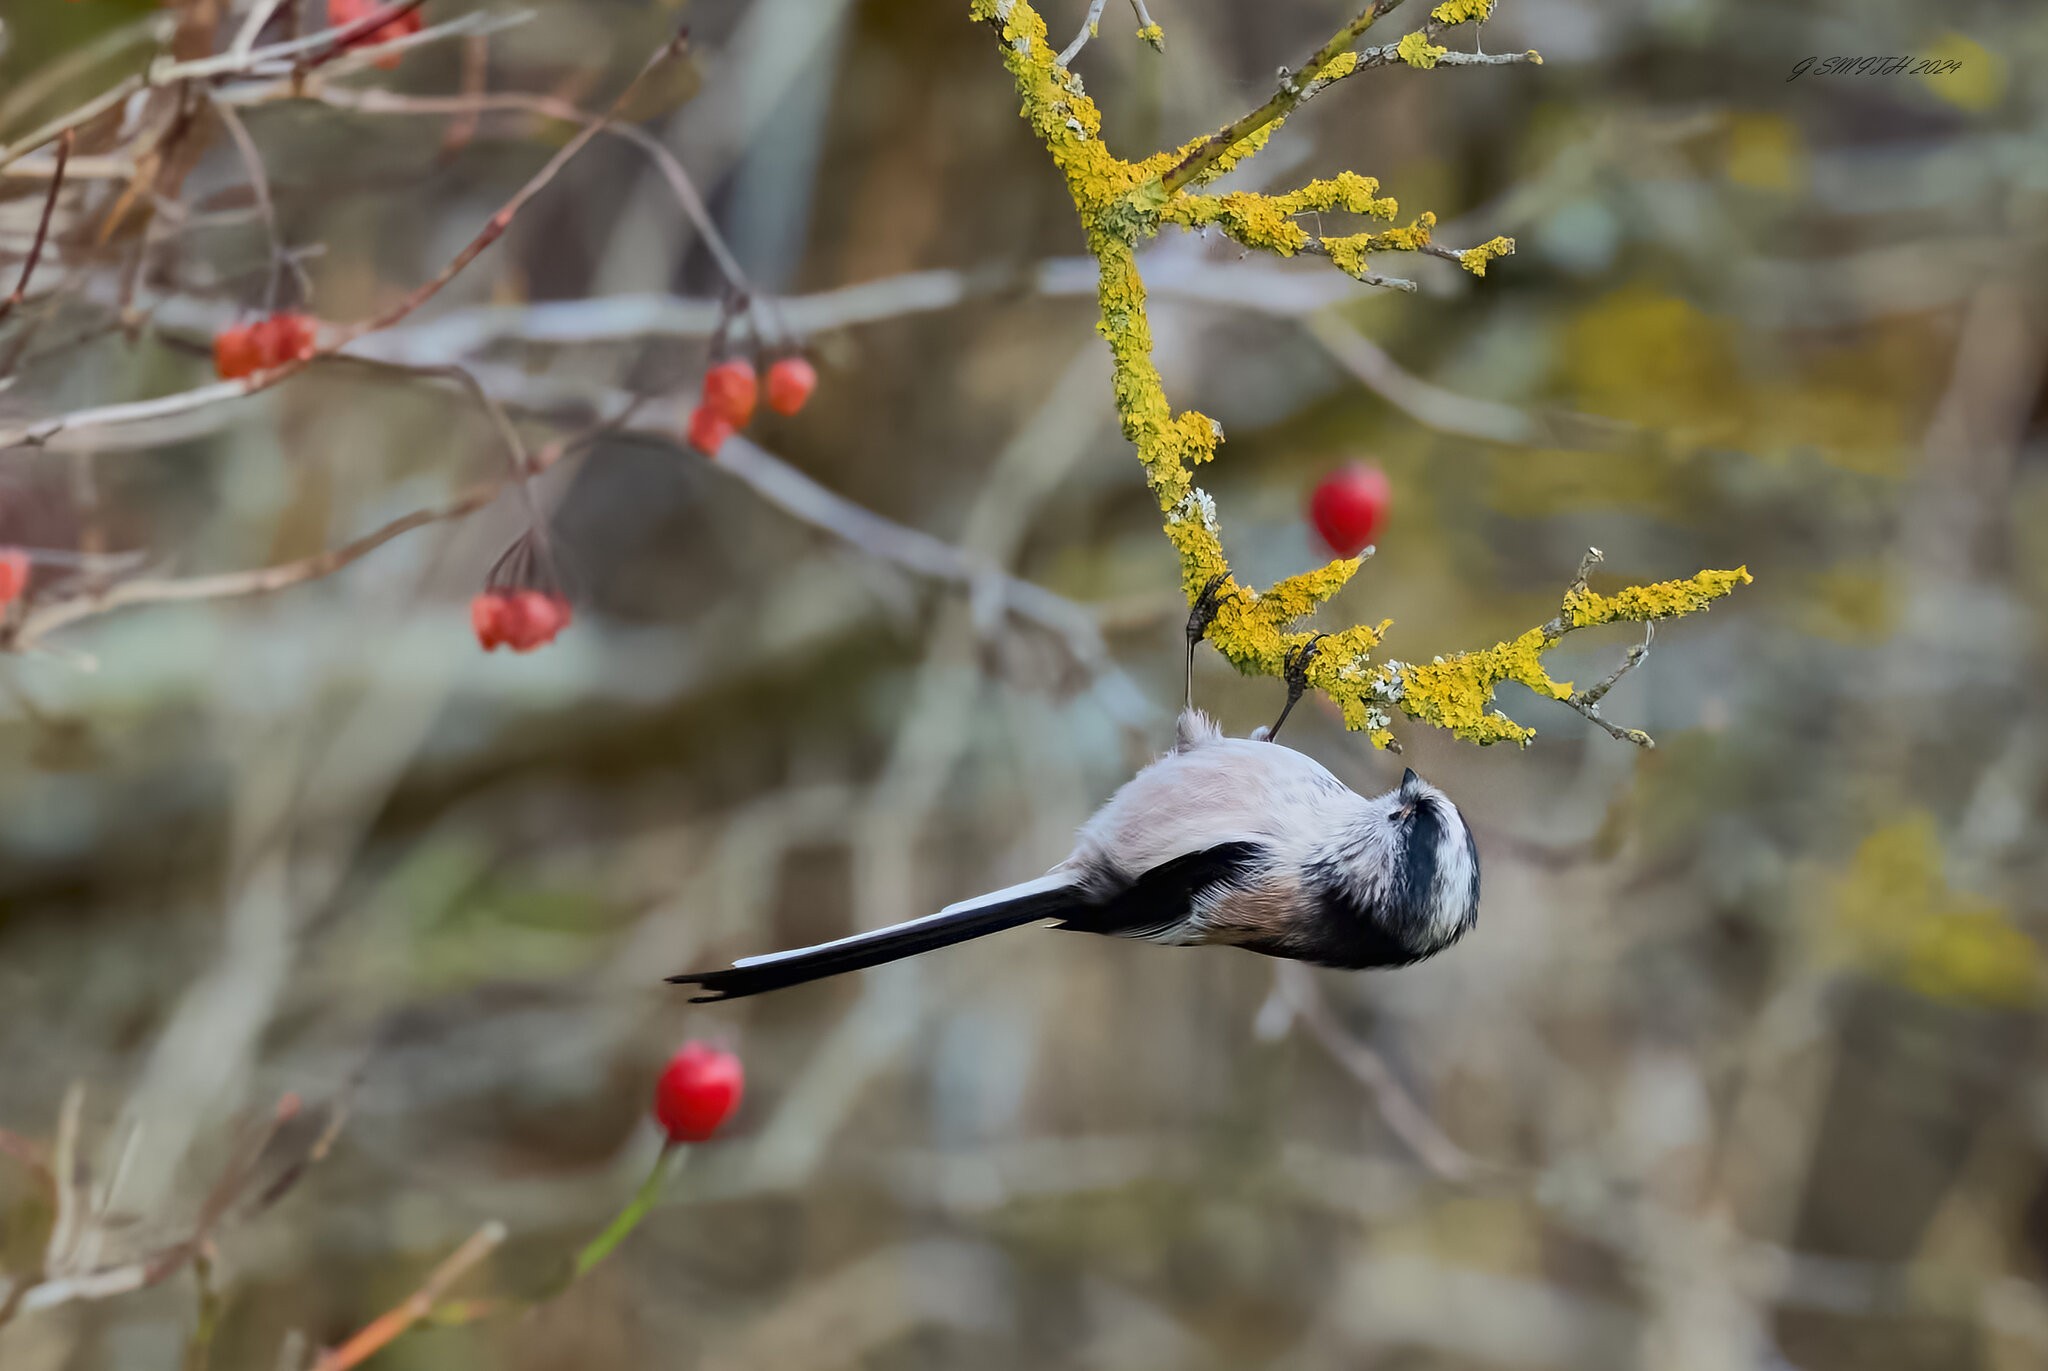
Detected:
[1184,573,1231,713]
[1265,634,1325,741]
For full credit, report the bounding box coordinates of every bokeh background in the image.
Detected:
[2,0,2046,1367]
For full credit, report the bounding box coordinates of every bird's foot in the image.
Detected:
[1266,634,1325,742]
[1183,573,1233,712]
[1186,573,1232,649]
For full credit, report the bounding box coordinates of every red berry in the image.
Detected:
[277,312,318,361]
[250,312,317,368]
[1308,463,1391,559]
[213,325,260,379]
[764,356,817,416]
[234,311,313,368]
[473,589,570,652]
[652,1042,743,1143]
[471,591,510,650]
[329,0,423,66]
[509,590,571,651]
[0,549,29,607]
[700,360,758,427]
[686,405,734,456]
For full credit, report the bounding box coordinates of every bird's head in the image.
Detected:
[1315,766,1481,953]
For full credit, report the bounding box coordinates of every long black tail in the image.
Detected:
[668,873,1080,1002]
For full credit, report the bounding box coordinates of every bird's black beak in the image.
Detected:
[1400,767,1424,801]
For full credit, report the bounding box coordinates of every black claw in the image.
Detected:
[1266,633,1326,742]
[1185,573,1231,646]
[1184,574,1232,712]
[1284,634,1325,687]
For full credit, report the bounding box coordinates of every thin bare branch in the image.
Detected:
[1057,0,1112,66]
[309,1223,505,1371]
[1561,622,1655,746]
[1354,37,1541,69]
[0,1091,351,1322]
[1298,239,1418,291]
[0,77,147,177]
[1302,311,1644,450]
[9,480,499,648]
[208,97,301,308]
[0,2,508,172]
[0,31,687,454]
[1266,963,1478,1181]
[0,129,73,327]
[230,0,290,58]
[1156,0,1408,196]
[240,85,759,303]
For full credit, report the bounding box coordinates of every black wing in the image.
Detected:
[1056,840,1270,942]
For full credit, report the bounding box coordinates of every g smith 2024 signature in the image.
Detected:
[1788,55,1964,81]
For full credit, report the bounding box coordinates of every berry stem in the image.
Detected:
[565,1143,685,1285]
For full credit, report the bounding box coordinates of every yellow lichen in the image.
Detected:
[1319,211,1439,277]
[1828,816,2039,1007]
[1456,234,1515,276]
[1564,567,1752,628]
[973,0,1750,747]
[1162,174,1399,257]
[1396,628,1567,746]
[1318,50,1360,84]
[1391,564,1749,745]
[1430,0,1496,22]
[1397,31,1448,69]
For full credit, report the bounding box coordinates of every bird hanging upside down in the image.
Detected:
[670,579,1480,1002]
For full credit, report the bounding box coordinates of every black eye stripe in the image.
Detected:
[1396,797,1444,912]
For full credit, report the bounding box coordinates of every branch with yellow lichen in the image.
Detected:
[971,0,1748,748]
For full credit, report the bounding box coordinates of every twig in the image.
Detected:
[1,154,135,182]
[0,31,687,454]
[0,1127,52,1186]
[0,379,249,451]
[560,1145,682,1286]
[9,479,502,648]
[1056,0,1111,65]
[1531,549,1661,747]
[1301,312,1643,450]
[294,1,429,75]
[355,33,689,342]
[1130,0,1161,45]
[331,354,554,547]
[711,432,1120,678]
[8,392,594,648]
[254,86,760,305]
[0,129,73,326]
[439,32,491,159]
[45,1083,86,1274]
[183,1250,224,1371]
[230,0,290,58]
[0,1090,348,1323]
[309,1223,505,1371]
[1562,623,1655,746]
[207,98,301,308]
[0,77,147,177]
[0,2,501,172]
[0,11,173,133]
[1298,239,1418,290]
[1354,37,1541,69]
[1267,962,1478,1181]
[1156,0,1408,196]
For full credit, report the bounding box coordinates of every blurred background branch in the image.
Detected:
[0,0,2042,1368]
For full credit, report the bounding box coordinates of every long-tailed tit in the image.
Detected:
[671,578,1480,1002]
